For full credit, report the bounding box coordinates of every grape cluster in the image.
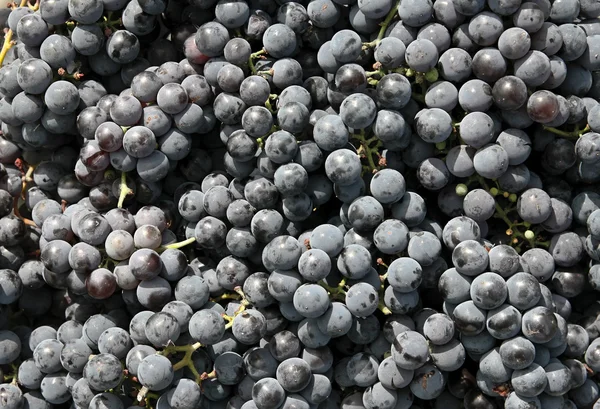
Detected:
[0,0,598,408]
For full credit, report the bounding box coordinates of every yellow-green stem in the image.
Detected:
[0,0,28,67]
[158,342,204,383]
[362,0,400,48]
[211,292,242,303]
[543,124,590,139]
[474,175,537,248]
[157,237,196,252]
[354,131,381,173]
[378,301,392,315]
[248,49,266,75]
[117,172,133,208]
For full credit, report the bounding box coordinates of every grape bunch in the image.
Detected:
[0,0,598,408]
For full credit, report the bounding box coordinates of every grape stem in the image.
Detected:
[210,292,242,303]
[366,69,386,78]
[20,162,35,199]
[362,0,400,48]
[117,172,133,208]
[378,301,392,315]
[376,258,389,269]
[137,387,150,403]
[0,29,14,67]
[354,130,382,174]
[13,197,36,227]
[222,287,250,329]
[0,0,34,66]
[473,175,537,249]
[156,342,204,384]
[58,67,84,81]
[98,12,123,35]
[319,279,347,302]
[264,94,278,113]
[157,237,197,252]
[543,124,590,139]
[3,363,18,385]
[248,49,267,75]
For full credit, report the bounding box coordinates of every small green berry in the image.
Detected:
[489,188,499,196]
[424,68,439,82]
[455,184,468,197]
[509,193,518,202]
[524,230,535,240]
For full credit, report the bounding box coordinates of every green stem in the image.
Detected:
[362,142,378,172]
[378,301,392,315]
[248,49,266,75]
[366,136,379,144]
[157,237,196,252]
[366,69,386,77]
[158,342,204,383]
[117,172,133,208]
[211,292,242,303]
[319,280,347,300]
[543,124,590,139]
[353,131,381,173]
[476,175,536,249]
[222,290,250,328]
[265,98,275,113]
[362,0,400,48]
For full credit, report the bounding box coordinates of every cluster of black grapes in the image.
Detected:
[0,0,599,408]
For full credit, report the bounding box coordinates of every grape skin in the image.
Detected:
[0,2,598,409]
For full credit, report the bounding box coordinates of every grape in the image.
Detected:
[0,3,599,408]
[453,300,487,335]
[423,315,455,347]
[83,353,123,391]
[0,383,22,409]
[293,284,330,318]
[511,363,547,397]
[268,330,301,362]
[391,331,428,370]
[500,336,536,369]
[17,359,43,390]
[138,354,174,391]
[487,304,522,340]
[376,73,412,109]
[273,357,311,393]
[416,108,452,143]
[0,330,20,365]
[145,311,180,347]
[473,144,510,179]
[252,377,285,409]
[33,338,63,373]
[60,338,92,373]
[390,191,427,227]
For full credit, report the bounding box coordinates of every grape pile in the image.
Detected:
[0,0,598,408]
